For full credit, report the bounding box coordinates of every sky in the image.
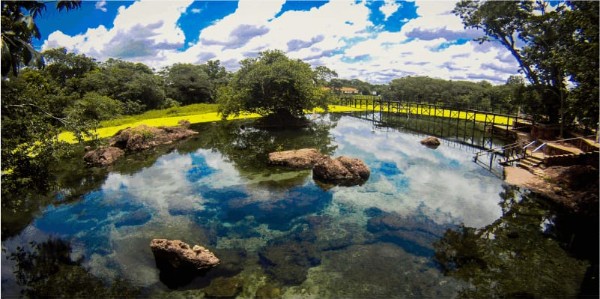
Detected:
[36,0,521,84]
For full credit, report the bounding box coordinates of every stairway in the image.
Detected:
[517,155,545,176]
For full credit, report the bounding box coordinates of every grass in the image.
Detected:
[57,104,365,143]
[99,103,219,127]
[58,103,514,144]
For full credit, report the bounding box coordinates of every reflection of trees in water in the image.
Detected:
[2,147,110,239]
[6,238,139,298]
[180,116,338,187]
[434,185,594,298]
[3,116,339,239]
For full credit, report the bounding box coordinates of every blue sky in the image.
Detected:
[38,0,520,84]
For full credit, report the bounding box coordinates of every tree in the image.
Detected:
[200,59,230,98]
[313,65,338,87]
[80,58,166,113]
[42,47,97,87]
[1,1,81,76]
[163,63,212,105]
[217,50,325,121]
[65,92,123,121]
[454,0,599,133]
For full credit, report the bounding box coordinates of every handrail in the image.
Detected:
[473,142,519,158]
[532,143,547,153]
[523,140,537,149]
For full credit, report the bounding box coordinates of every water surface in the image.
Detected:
[2,113,590,298]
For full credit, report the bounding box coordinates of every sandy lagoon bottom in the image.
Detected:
[1,113,591,298]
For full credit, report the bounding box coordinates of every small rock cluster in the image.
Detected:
[268,148,370,186]
[84,121,197,166]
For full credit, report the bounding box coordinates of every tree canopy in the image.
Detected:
[1,1,81,77]
[454,0,599,131]
[217,50,326,120]
[380,76,523,113]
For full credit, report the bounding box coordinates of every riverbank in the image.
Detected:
[504,165,598,215]
[58,105,364,143]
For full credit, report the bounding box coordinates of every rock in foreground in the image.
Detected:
[268,148,325,169]
[313,156,370,186]
[150,239,220,272]
[420,136,441,149]
[83,146,124,167]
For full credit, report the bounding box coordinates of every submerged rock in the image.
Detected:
[313,156,370,186]
[268,148,326,169]
[83,146,124,167]
[203,276,243,298]
[366,210,449,256]
[150,239,220,271]
[258,240,321,285]
[255,284,282,299]
[420,136,441,149]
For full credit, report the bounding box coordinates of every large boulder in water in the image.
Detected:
[268,148,326,169]
[420,136,441,149]
[150,239,220,272]
[110,124,197,152]
[150,239,220,289]
[83,146,124,167]
[313,156,370,186]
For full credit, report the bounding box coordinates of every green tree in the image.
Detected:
[217,50,325,121]
[1,1,81,76]
[42,47,97,88]
[163,63,212,105]
[313,65,338,87]
[80,58,165,113]
[200,59,231,99]
[1,69,92,197]
[454,0,599,133]
[65,92,123,121]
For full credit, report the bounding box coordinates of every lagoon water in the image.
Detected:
[2,113,589,298]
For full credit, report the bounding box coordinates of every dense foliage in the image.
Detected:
[2,0,598,202]
[454,0,599,130]
[380,75,525,113]
[1,1,81,76]
[217,50,327,120]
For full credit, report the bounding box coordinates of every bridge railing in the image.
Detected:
[336,95,532,134]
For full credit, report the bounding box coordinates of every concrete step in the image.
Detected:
[519,160,538,167]
[526,155,544,163]
[517,162,533,171]
[532,169,545,177]
[520,157,543,167]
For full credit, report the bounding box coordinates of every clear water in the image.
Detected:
[1,113,592,298]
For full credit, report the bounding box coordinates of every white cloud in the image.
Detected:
[95,0,107,12]
[44,0,193,63]
[380,0,401,21]
[190,8,201,14]
[42,0,519,84]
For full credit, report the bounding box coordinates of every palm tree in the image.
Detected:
[1,1,81,77]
